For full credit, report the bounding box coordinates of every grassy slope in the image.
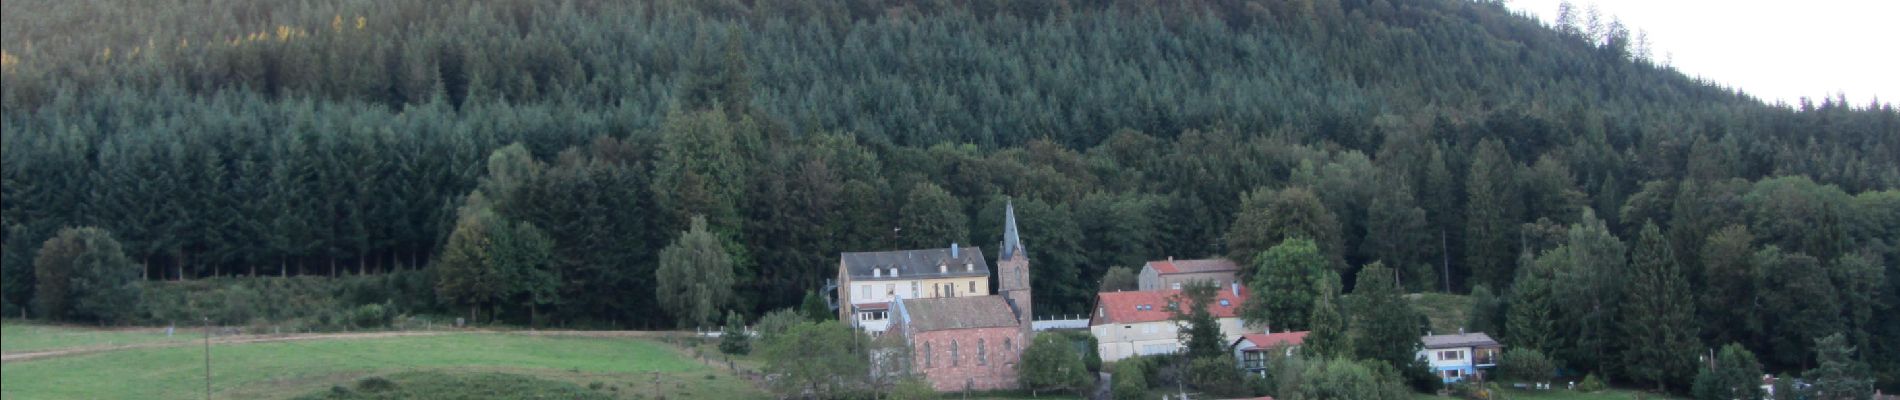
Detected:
[0,332,766,399]
[1410,293,1474,335]
[1,320,194,353]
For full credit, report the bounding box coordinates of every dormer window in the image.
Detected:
[1219,299,1232,307]
[939,264,946,274]
[890,268,898,277]
[874,268,882,278]
[965,263,973,272]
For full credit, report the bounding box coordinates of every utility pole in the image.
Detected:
[204,316,211,400]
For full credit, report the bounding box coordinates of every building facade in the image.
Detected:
[1137,258,1241,291]
[1418,332,1502,383]
[836,245,991,334]
[1089,284,1250,362]
[891,296,1025,392]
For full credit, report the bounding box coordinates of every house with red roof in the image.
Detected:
[1232,331,1308,375]
[1088,283,1251,361]
[1138,257,1241,291]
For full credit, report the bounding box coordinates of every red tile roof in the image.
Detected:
[1146,258,1241,275]
[1235,331,1308,349]
[1091,287,1248,325]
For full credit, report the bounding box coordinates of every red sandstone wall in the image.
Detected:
[911,326,1024,392]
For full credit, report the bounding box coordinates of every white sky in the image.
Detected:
[1507,0,1899,107]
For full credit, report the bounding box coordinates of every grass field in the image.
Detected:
[0,325,768,400]
[1413,387,1686,400]
[1,320,194,353]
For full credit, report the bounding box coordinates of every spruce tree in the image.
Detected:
[1508,248,1559,353]
[1304,271,1351,359]
[1465,139,1517,291]
[1805,333,1874,400]
[1349,263,1425,375]
[1621,222,1700,392]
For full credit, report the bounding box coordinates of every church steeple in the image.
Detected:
[996,199,1033,339]
[1001,199,1025,260]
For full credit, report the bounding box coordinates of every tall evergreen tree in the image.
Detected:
[1349,262,1425,373]
[1465,139,1518,291]
[1509,248,1559,353]
[1550,209,1627,376]
[1806,333,1875,400]
[1305,270,1351,360]
[1621,222,1701,392]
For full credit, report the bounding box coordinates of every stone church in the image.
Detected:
[879,201,1034,392]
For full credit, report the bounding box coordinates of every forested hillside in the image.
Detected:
[3,0,1895,390]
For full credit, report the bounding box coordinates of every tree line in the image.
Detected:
[2,0,1896,390]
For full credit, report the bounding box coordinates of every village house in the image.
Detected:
[1137,257,1241,291]
[879,201,1035,392]
[1232,331,1308,376]
[1418,332,1502,383]
[835,245,991,334]
[1089,283,1250,362]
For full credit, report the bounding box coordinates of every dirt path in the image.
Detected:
[0,330,450,363]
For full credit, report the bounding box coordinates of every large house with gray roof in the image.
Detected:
[836,245,992,333]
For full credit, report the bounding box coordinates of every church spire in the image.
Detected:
[1001,199,1024,259]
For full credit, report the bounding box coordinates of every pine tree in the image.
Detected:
[1465,139,1517,291]
[1621,222,1700,392]
[1305,271,1351,359]
[1508,248,1558,353]
[1693,343,1764,400]
[1806,333,1874,400]
[1349,262,1424,373]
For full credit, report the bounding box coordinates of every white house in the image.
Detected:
[1089,284,1250,362]
[1418,332,1502,383]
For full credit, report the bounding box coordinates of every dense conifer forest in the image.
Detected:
[3,0,1895,391]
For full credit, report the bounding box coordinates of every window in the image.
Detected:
[890,268,898,277]
[874,269,882,278]
[861,285,871,299]
[1439,350,1463,361]
[1218,299,1231,307]
[951,340,960,367]
[1443,369,1462,379]
[924,342,933,368]
[886,284,894,296]
[1172,282,1181,290]
[978,339,988,366]
[968,281,976,293]
[1004,338,1013,352]
[911,282,919,298]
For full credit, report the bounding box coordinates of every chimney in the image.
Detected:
[951,243,959,258]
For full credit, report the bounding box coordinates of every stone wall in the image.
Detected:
[911,326,1023,392]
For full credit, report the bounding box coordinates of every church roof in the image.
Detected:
[1000,200,1025,259]
[840,247,989,281]
[898,295,1020,332]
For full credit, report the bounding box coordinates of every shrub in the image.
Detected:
[718,310,750,355]
[356,376,396,393]
[1499,348,1556,383]
[753,309,802,344]
[1578,373,1606,392]
[1112,361,1149,400]
[1188,354,1245,396]
[352,304,388,329]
